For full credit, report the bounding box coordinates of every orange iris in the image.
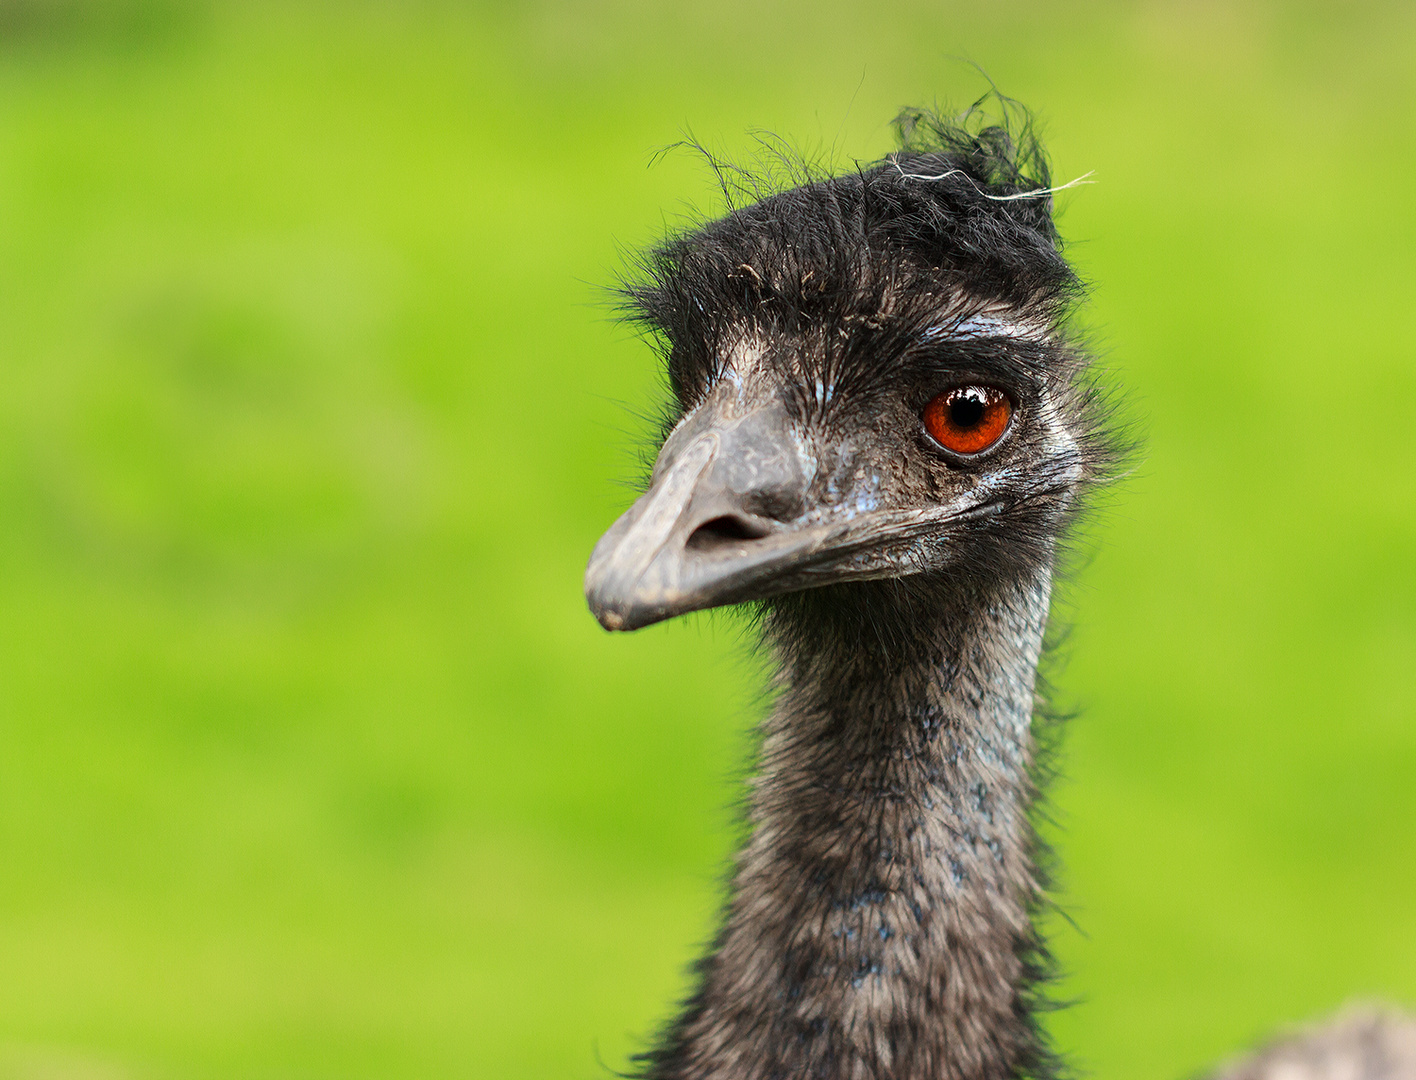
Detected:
[923,386,1013,455]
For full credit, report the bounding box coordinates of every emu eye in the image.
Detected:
[923,386,1013,456]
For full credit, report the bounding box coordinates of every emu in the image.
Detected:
[583,104,1415,1080]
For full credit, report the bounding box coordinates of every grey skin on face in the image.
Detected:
[585,331,1083,634]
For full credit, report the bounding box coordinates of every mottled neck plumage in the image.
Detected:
[643,568,1058,1080]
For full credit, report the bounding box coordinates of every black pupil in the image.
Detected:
[948,388,988,428]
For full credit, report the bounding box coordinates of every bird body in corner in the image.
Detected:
[583,102,1416,1080]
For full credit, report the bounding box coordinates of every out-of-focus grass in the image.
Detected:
[0,2,1411,1078]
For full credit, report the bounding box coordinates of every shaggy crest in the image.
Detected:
[623,99,1086,425]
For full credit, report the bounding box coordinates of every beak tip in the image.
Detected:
[585,562,629,631]
[586,579,664,633]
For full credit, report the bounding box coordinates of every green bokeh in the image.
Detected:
[0,2,1412,1077]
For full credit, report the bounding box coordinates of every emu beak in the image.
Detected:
[585,385,817,631]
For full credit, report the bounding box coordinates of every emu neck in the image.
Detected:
[650,569,1055,1080]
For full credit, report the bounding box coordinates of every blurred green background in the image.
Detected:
[0,1,1412,1077]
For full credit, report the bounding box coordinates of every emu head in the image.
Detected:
[587,113,1110,637]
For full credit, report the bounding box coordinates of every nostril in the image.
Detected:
[687,514,773,551]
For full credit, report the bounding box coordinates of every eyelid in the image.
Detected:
[910,373,1032,414]
[905,349,1042,400]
